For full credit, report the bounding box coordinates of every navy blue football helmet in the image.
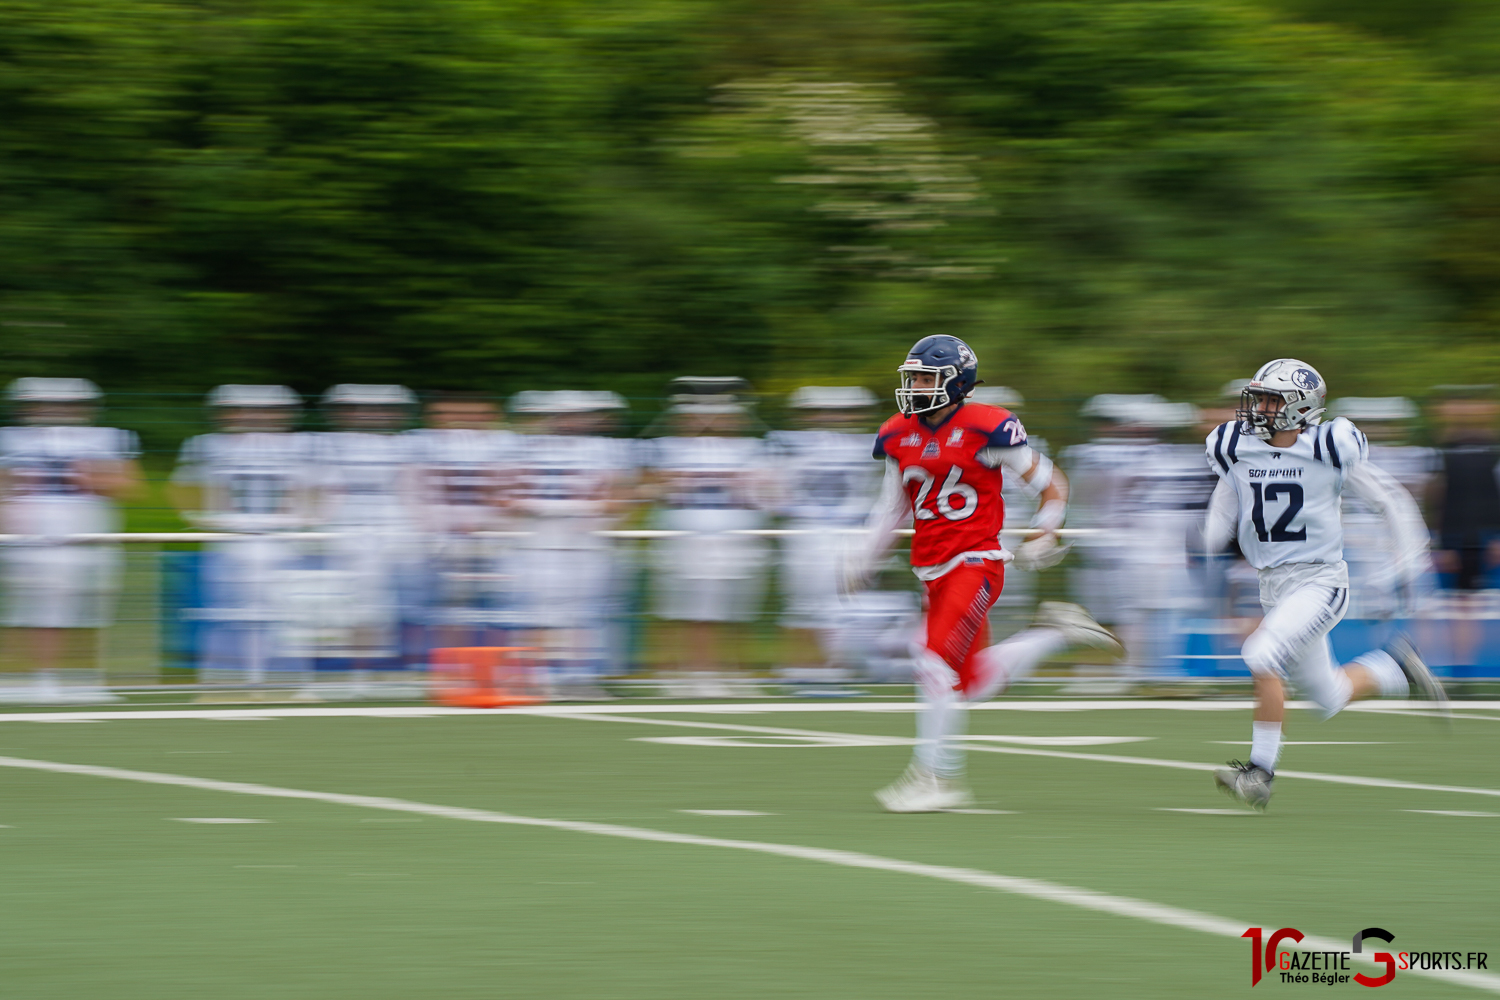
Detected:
[895,335,979,416]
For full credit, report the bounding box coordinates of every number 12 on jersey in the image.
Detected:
[1249,481,1306,543]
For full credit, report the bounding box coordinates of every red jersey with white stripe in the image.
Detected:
[873,402,1027,569]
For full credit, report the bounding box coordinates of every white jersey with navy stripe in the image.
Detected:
[767,429,880,525]
[510,434,635,518]
[312,431,417,527]
[173,431,315,529]
[0,425,140,500]
[1205,417,1368,570]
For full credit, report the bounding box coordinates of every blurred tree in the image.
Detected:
[0,0,1493,432]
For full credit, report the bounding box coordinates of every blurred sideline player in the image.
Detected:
[1062,394,1186,684]
[1326,397,1435,622]
[769,386,882,679]
[646,378,773,696]
[968,387,1041,637]
[310,384,420,692]
[1206,360,1444,811]
[170,385,314,690]
[0,378,141,703]
[405,392,514,651]
[846,337,1122,813]
[508,390,634,699]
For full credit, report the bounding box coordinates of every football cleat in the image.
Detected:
[1035,602,1124,657]
[875,764,975,813]
[1385,635,1449,712]
[1214,760,1274,811]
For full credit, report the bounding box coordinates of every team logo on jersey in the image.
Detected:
[1291,368,1320,391]
[921,440,940,458]
[902,432,923,448]
[947,428,964,446]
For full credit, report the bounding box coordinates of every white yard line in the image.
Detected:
[0,753,1494,994]
[553,712,1500,801]
[0,698,1492,724]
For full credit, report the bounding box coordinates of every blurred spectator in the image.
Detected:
[645,378,773,696]
[1429,387,1500,592]
[0,378,140,703]
[768,385,882,680]
[508,390,635,699]
[405,392,514,652]
[170,385,314,691]
[309,384,421,692]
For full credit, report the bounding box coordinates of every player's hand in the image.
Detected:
[1013,530,1069,571]
[840,554,871,596]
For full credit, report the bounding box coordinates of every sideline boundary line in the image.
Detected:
[1,753,1495,994]
[0,699,1489,724]
[550,712,1500,801]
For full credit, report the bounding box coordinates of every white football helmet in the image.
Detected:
[1237,359,1327,440]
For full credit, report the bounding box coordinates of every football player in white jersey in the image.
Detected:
[310,385,420,685]
[768,386,883,679]
[405,393,515,651]
[646,378,774,694]
[170,385,315,689]
[508,390,634,697]
[0,378,141,702]
[1205,360,1445,810]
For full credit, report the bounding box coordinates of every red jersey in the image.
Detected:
[873,402,1028,569]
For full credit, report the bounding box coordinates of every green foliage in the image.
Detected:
[0,0,1495,415]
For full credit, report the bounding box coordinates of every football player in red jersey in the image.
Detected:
[846,336,1123,812]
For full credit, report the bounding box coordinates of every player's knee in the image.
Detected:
[909,643,958,698]
[1241,630,1281,678]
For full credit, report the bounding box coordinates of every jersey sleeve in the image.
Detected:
[872,416,903,461]
[1309,417,1366,475]
[170,436,206,485]
[1205,423,1234,478]
[974,409,1029,468]
[117,429,142,461]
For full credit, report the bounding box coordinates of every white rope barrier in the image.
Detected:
[0,527,1103,544]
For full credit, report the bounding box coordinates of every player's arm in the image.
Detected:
[983,444,1067,538]
[844,457,910,592]
[80,457,143,502]
[1344,460,1430,588]
[1203,478,1238,553]
[1201,425,1239,553]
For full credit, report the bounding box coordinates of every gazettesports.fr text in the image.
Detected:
[1275,950,1488,982]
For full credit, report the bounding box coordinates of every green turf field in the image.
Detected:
[2,700,1497,998]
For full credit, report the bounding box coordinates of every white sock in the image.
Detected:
[912,646,966,779]
[1249,721,1282,774]
[1353,650,1409,698]
[969,627,1070,703]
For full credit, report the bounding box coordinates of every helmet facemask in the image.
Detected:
[1237,386,1323,441]
[895,362,959,416]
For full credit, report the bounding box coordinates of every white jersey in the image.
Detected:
[0,425,140,502]
[172,431,314,531]
[1205,418,1368,570]
[767,429,880,525]
[648,436,769,511]
[311,431,417,527]
[510,434,635,519]
[404,428,516,530]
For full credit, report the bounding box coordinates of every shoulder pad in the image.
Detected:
[1311,417,1366,470]
[873,413,908,460]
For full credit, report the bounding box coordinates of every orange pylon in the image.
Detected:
[429,646,545,707]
